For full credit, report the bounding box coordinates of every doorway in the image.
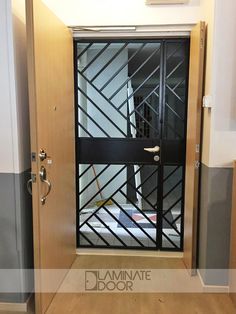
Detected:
[74,39,190,251]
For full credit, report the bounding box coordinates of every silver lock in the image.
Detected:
[154,155,160,162]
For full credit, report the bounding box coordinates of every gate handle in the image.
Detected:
[144,146,160,153]
[27,179,32,195]
[39,166,52,205]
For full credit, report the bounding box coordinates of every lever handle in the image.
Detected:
[39,166,52,205]
[27,179,32,195]
[144,146,160,153]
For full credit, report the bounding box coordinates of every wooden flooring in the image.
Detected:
[46,255,236,314]
[1,255,235,314]
[46,293,235,314]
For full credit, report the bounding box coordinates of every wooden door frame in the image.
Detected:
[183,22,206,274]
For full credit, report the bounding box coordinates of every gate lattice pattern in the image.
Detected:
[75,39,189,251]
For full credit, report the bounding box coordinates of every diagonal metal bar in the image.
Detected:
[86,222,111,246]
[172,213,182,225]
[173,78,186,91]
[79,164,93,179]
[81,43,110,73]
[109,46,161,101]
[131,107,159,136]
[165,102,184,122]
[78,104,110,137]
[128,85,160,117]
[162,231,179,249]
[166,58,185,79]
[79,164,110,195]
[101,204,145,247]
[80,165,145,225]
[136,167,159,190]
[77,42,93,60]
[117,190,156,228]
[79,165,127,212]
[78,70,145,138]
[127,182,157,210]
[79,231,95,246]
[163,179,182,199]
[100,43,146,92]
[78,87,127,137]
[94,213,128,247]
[166,44,182,61]
[166,84,184,103]
[91,43,129,82]
[143,100,160,117]
[162,216,181,236]
[163,197,182,217]
[144,185,158,200]
[164,166,180,182]
[118,63,161,110]
[166,122,182,139]
[78,122,94,138]
[111,198,156,244]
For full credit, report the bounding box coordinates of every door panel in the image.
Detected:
[26,0,76,313]
[75,39,189,251]
[183,22,206,273]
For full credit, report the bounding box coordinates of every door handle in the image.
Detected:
[144,146,160,153]
[27,179,32,195]
[39,166,52,205]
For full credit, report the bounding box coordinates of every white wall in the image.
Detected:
[0,0,30,174]
[0,0,16,173]
[12,0,31,172]
[208,0,236,167]
[43,0,201,26]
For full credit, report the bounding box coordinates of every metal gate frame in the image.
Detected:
[74,38,190,251]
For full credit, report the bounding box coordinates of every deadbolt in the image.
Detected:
[39,149,47,161]
[154,155,160,162]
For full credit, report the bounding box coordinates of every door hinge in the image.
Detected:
[195,161,200,169]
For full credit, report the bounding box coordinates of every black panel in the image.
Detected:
[78,138,160,164]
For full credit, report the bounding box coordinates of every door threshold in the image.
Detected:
[76,248,183,258]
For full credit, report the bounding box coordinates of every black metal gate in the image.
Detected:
[74,39,189,251]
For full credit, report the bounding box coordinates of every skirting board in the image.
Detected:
[76,248,183,258]
[197,270,229,293]
[0,293,33,312]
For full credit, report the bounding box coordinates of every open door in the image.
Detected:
[183,22,206,273]
[26,0,76,313]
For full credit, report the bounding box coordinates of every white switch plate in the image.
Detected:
[146,0,189,4]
